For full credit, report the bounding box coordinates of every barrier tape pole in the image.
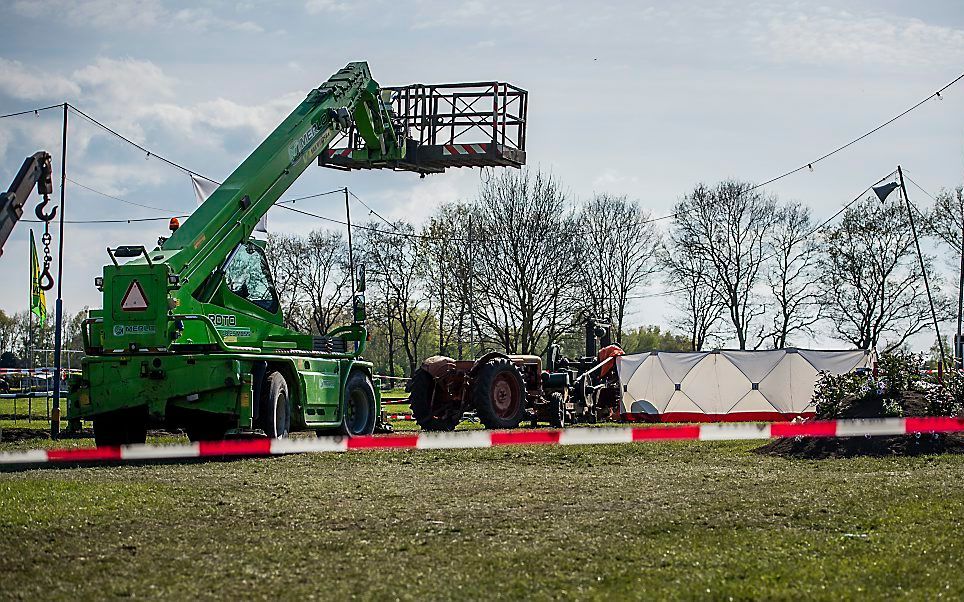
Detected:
[2,416,963,467]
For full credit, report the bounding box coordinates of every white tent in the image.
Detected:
[617,349,871,422]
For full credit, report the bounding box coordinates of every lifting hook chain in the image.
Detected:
[34,193,56,291]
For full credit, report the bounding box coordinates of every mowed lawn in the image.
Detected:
[1,433,963,600]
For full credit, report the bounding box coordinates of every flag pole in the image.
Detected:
[897,165,945,375]
[50,103,67,439]
[27,230,33,401]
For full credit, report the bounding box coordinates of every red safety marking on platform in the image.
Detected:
[3,416,964,467]
[442,143,487,156]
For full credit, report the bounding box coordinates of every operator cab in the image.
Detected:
[224,240,279,313]
[196,239,281,322]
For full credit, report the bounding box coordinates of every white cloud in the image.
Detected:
[0,59,80,101]
[142,92,304,148]
[0,55,307,200]
[591,169,642,196]
[13,0,267,34]
[73,160,171,199]
[755,10,964,68]
[304,0,351,14]
[73,58,176,106]
[172,8,264,33]
[12,0,165,28]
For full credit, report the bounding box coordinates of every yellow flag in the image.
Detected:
[30,230,46,327]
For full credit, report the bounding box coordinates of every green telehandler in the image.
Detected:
[66,63,527,445]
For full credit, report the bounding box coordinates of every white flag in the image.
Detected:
[191,174,268,234]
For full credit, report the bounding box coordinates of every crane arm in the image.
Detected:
[0,151,53,256]
[161,62,401,296]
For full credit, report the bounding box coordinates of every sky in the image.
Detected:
[1,0,963,351]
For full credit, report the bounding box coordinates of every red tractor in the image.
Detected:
[406,319,624,430]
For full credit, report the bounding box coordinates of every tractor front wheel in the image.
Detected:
[472,358,526,430]
[409,368,461,432]
[549,392,566,429]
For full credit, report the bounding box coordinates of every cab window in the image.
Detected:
[224,241,279,312]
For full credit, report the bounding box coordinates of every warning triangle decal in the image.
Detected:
[121,280,149,311]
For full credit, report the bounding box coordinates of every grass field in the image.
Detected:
[2,429,963,600]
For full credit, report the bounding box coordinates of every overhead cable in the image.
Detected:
[66,104,221,184]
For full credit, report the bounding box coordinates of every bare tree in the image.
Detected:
[928,186,964,255]
[265,233,309,331]
[819,195,946,351]
[420,202,477,359]
[927,185,964,343]
[0,309,18,355]
[672,180,778,349]
[472,168,579,355]
[360,221,435,375]
[298,230,351,335]
[662,234,725,351]
[763,201,822,348]
[575,194,660,338]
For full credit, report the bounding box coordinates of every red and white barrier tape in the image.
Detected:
[2,416,962,467]
[386,414,416,421]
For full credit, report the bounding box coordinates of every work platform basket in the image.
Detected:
[320,81,527,175]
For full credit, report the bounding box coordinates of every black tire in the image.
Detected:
[258,371,290,439]
[341,371,376,436]
[93,407,148,447]
[472,358,527,430]
[409,368,460,432]
[549,392,566,429]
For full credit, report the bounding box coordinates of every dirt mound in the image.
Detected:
[755,387,964,459]
[755,433,964,459]
[0,427,100,443]
[0,427,51,442]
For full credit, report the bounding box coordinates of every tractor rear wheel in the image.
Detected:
[472,358,526,430]
[341,371,376,436]
[409,368,460,431]
[93,407,148,447]
[258,371,290,439]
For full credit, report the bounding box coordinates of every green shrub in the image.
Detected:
[813,372,866,419]
[813,352,925,419]
[926,368,964,417]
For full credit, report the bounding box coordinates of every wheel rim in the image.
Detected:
[347,388,370,435]
[491,373,520,419]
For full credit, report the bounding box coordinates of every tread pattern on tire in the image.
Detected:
[472,358,527,430]
[549,392,566,429]
[343,371,377,436]
[260,371,290,439]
